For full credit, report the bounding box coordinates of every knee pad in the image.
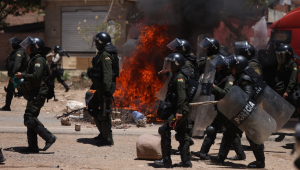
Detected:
[175,133,185,142]
[24,116,38,129]
[206,126,215,135]
[158,126,165,136]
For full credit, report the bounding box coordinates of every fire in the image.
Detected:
[114,25,170,115]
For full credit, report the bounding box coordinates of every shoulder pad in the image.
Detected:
[186,54,197,60]
[104,44,119,53]
[180,66,194,78]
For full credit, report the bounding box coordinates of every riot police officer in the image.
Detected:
[235,41,263,78]
[154,53,193,168]
[50,46,70,92]
[198,37,229,74]
[16,36,56,153]
[275,44,300,117]
[0,37,27,111]
[211,55,265,168]
[192,61,246,160]
[87,32,119,146]
[167,38,200,81]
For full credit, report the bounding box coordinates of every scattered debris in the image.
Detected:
[61,117,71,126]
[137,117,147,127]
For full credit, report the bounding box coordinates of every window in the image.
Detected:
[270,30,292,44]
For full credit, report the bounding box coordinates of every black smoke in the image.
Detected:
[137,0,224,28]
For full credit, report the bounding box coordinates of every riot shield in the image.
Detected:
[192,60,217,137]
[254,78,295,132]
[155,73,172,101]
[218,86,277,144]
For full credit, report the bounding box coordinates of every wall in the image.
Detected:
[44,0,129,56]
[0,33,44,70]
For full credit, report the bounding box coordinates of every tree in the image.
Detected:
[0,0,42,28]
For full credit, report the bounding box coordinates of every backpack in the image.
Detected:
[31,55,55,102]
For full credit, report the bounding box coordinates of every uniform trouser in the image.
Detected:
[52,69,69,90]
[4,80,14,108]
[158,113,190,163]
[88,83,113,140]
[23,95,53,148]
[200,111,228,155]
[218,122,263,163]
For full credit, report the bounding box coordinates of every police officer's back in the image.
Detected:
[0,37,27,111]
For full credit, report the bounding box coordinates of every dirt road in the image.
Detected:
[0,81,298,170]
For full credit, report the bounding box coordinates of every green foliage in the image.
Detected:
[62,70,70,81]
[246,0,269,8]
[78,18,121,47]
[0,0,43,28]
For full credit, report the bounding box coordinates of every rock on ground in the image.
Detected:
[136,134,162,160]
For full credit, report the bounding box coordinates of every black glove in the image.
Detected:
[104,91,111,98]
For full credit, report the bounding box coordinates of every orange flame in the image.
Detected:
[114,25,170,115]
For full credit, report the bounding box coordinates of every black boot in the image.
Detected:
[197,134,216,160]
[155,129,172,167]
[0,148,6,163]
[154,157,172,166]
[93,116,103,140]
[97,138,114,146]
[33,125,56,151]
[176,142,192,168]
[21,128,39,153]
[247,139,265,168]
[0,106,11,111]
[228,136,246,160]
[62,81,70,92]
[211,134,230,165]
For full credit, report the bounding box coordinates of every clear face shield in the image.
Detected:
[162,57,176,72]
[235,41,250,55]
[91,35,103,48]
[19,36,37,49]
[199,37,215,49]
[276,51,286,64]
[211,55,225,66]
[167,38,182,51]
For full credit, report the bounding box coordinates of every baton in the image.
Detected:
[103,96,106,117]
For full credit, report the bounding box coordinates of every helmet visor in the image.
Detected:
[9,37,16,44]
[20,36,34,49]
[276,52,286,64]
[234,41,249,49]
[162,57,176,72]
[211,55,225,66]
[225,54,238,67]
[199,37,214,49]
[167,38,182,51]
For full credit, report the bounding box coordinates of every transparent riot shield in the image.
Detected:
[254,78,295,132]
[192,60,217,137]
[218,86,277,144]
[155,73,172,101]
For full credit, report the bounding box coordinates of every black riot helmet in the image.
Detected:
[162,53,185,73]
[267,39,282,53]
[167,38,191,56]
[9,37,23,50]
[234,41,256,60]
[20,36,45,54]
[199,37,220,56]
[54,46,61,53]
[93,32,112,51]
[229,55,249,74]
[276,44,294,64]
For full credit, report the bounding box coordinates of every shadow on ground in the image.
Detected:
[4,147,54,154]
